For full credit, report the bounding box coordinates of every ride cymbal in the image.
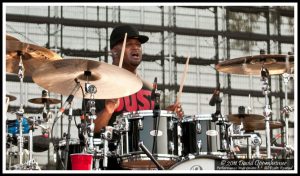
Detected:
[216,54,294,75]
[243,121,283,131]
[32,58,143,99]
[6,94,17,101]
[6,40,62,76]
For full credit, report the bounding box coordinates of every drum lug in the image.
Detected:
[138,119,143,130]
[177,125,182,137]
[169,141,174,152]
[124,118,129,131]
[168,121,174,130]
[196,122,202,134]
[178,142,182,156]
[197,139,202,153]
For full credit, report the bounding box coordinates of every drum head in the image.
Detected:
[170,155,222,170]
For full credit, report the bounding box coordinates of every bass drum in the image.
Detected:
[169,155,224,170]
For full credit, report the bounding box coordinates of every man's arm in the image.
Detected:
[94,99,119,133]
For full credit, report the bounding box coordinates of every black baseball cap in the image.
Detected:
[110,25,149,49]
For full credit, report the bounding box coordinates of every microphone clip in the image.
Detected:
[209,83,221,106]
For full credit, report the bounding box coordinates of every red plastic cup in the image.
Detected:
[70,153,93,170]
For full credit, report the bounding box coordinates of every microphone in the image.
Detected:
[271,134,282,145]
[57,95,75,117]
[209,84,220,106]
[57,79,81,117]
[151,77,158,100]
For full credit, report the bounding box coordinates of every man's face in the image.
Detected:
[112,38,142,71]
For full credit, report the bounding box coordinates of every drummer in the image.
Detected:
[90,24,184,134]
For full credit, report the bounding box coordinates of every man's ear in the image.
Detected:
[112,51,118,57]
[111,48,119,57]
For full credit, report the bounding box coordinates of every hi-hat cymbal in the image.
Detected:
[32,58,143,99]
[6,94,17,101]
[227,114,265,124]
[216,54,294,75]
[243,121,283,131]
[6,40,62,76]
[28,89,61,104]
[28,97,61,104]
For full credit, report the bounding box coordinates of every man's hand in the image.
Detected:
[104,99,120,114]
[166,102,184,119]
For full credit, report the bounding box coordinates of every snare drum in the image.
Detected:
[114,110,180,169]
[169,155,224,170]
[180,114,220,156]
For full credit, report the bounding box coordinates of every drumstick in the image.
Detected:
[119,33,127,68]
[176,55,190,103]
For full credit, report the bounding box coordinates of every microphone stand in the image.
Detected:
[62,81,81,170]
[63,104,73,170]
[139,141,164,170]
[152,85,161,155]
[212,93,228,153]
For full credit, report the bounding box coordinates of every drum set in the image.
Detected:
[5,34,294,171]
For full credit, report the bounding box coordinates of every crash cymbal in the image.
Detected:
[216,54,294,75]
[227,114,265,124]
[32,58,143,99]
[243,121,283,131]
[6,94,17,101]
[28,97,61,104]
[6,40,62,76]
[6,34,20,41]
[28,90,61,104]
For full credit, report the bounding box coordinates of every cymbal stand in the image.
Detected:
[101,126,115,169]
[85,83,97,153]
[281,72,293,158]
[16,52,25,165]
[261,66,272,159]
[24,121,40,170]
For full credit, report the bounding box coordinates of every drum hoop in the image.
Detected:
[58,138,80,146]
[181,114,212,123]
[118,110,178,119]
